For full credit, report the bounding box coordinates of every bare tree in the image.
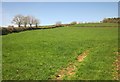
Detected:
[12,15,40,28]
[33,19,40,27]
[22,16,29,27]
[12,14,24,27]
[27,16,35,27]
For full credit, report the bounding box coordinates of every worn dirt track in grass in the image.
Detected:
[54,63,76,80]
[54,50,90,80]
[113,52,120,80]
[77,50,89,62]
[118,55,120,80]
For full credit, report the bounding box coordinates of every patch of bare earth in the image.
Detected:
[77,50,89,62]
[55,63,76,80]
[113,52,120,80]
[54,50,89,80]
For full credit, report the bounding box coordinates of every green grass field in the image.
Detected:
[2,24,118,80]
[72,23,118,27]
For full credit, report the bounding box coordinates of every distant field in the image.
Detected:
[72,23,118,27]
[2,24,119,80]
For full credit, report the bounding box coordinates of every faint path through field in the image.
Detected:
[52,49,90,80]
[113,51,120,80]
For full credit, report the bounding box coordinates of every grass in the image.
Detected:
[72,23,118,27]
[2,23,118,80]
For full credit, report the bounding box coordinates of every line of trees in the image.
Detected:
[12,14,40,27]
[102,17,120,23]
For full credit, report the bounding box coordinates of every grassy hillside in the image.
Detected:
[2,25,118,80]
[72,23,118,27]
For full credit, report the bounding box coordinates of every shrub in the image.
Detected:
[0,27,2,35]
[7,26,14,33]
[70,21,77,25]
[2,28,9,35]
[102,18,120,23]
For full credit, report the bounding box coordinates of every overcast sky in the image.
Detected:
[1,2,118,26]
